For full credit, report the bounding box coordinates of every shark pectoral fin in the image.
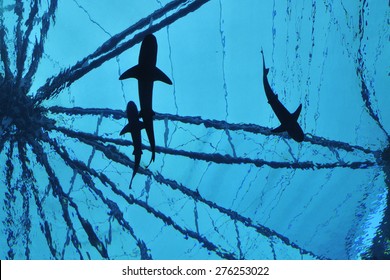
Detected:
[154,67,172,85]
[120,124,130,135]
[292,104,302,121]
[272,124,286,133]
[119,65,140,80]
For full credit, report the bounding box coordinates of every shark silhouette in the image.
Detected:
[119,34,172,164]
[261,50,304,142]
[120,101,144,188]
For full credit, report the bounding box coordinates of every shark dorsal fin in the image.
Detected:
[292,104,302,121]
[154,67,172,84]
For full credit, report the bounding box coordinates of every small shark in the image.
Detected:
[119,34,172,164]
[260,50,304,142]
[120,101,144,188]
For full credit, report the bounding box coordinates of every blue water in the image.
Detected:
[0,0,389,260]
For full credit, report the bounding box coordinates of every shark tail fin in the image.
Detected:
[130,153,141,188]
[272,124,286,133]
[154,67,172,85]
[119,65,140,80]
[129,160,138,188]
[260,48,270,75]
[129,176,134,189]
[146,152,155,168]
[292,104,302,121]
[120,124,130,135]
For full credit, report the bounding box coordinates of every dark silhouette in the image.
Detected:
[120,101,144,187]
[119,34,172,164]
[260,50,304,142]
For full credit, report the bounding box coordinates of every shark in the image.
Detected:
[260,49,304,142]
[119,34,172,164]
[120,101,144,188]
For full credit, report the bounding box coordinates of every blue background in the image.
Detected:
[0,0,389,259]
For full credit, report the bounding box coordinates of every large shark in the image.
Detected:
[119,34,172,164]
[120,101,144,188]
[261,50,304,142]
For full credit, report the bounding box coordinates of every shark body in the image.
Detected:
[119,34,172,164]
[120,101,144,187]
[261,50,304,142]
